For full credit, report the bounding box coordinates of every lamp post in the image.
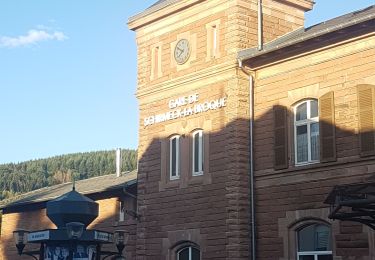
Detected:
[12,188,128,260]
[13,229,41,260]
[101,230,128,260]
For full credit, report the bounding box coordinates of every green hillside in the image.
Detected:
[0,149,137,201]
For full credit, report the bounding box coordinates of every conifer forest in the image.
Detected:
[0,149,137,201]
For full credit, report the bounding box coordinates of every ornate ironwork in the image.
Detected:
[325,182,375,229]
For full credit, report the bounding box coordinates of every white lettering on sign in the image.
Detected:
[144,95,227,127]
[28,231,50,242]
[94,231,113,242]
[168,93,199,109]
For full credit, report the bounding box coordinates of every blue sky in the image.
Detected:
[0,0,373,164]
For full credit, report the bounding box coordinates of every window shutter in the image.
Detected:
[319,91,336,162]
[357,84,375,157]
[274,105,288,170]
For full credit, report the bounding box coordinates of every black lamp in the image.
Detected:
[13,229,29,255]
[114,230,128,255]
[66,222,85,239]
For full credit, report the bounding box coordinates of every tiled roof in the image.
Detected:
[0,170,137,209]
[128,0,181,23]
[238,5,375,61]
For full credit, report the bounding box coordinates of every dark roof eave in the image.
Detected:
[238,7,375,64]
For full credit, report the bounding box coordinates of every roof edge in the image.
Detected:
[128,0,204,31]
[238,5,375,62]
[0,171,138,210]
[128,0,180,25]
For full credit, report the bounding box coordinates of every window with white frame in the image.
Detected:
[192,130,204,176]
[294,99,319,164]
[170,135,180,180]
[177,246,200,260]
[297,223,332,260]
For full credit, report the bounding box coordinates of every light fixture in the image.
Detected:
[13,229,29,255]
[66,222,85,239]
[114,230,128,255]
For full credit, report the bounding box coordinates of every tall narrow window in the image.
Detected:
[294,100,319,164]
[170,135,180,180]
[212,25,217,57]
[153,46,160,78]
[192,130,203,176]
[297,224,332,260]
[206,21,220,60]
[177,246,200,260]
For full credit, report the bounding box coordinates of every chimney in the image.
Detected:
[116,148,122,177]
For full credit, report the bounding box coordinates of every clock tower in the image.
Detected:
[128,0,313,259]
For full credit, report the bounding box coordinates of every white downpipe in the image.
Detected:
[258,0,263,51]
[116,148,122,177]
[238,59,256,260]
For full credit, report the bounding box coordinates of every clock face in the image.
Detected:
[174,39,190,65]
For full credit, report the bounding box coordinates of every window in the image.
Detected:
[211,25,218,57]
[177,246,200,260]
[151,44,162,80]
[297,224,332,260]
[294,99,319,164]
[192,130,203,176]
[206,21,220,60]
[153,46,159,77]
[170,135,180,180]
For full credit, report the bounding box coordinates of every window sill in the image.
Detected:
[192,171,203,177]
[159,178,180,190]
[271,155,375,176]
[295,160,320,167]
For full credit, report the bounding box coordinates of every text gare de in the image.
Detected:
[144,94,227,126]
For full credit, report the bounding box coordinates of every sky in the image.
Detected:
[0,0,374,164]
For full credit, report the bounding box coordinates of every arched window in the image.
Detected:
[294,99,319,164]
[177,246,200,260]
[170,135,180,180]
[192,130,204,176]
[297,223,332,260]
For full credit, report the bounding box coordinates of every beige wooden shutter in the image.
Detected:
[274,105,288,170]
[357,84,375,156]
[319,91,336,162]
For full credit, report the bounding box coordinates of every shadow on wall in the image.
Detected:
[2,89,375,259]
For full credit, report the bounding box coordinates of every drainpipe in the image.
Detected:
[258,0,263,51]
[238,59,256,260]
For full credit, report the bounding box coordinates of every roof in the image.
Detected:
[128,0,181,23]
[0,170,137,210]
[238,5,375,62]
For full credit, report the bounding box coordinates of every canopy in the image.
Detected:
[325,182,375,229]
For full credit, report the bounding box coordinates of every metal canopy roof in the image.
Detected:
[325,182,375,230]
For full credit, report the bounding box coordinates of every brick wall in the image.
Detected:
[252,34,375,259]
[130,0,313,259]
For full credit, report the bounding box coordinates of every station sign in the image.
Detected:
[28,230,50,242]
[144,93,227,126]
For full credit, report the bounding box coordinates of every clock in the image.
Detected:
[174,39,191,65]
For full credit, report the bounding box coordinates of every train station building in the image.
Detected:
[1,0,375,259]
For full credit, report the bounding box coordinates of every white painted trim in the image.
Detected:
[170,135,180,180]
